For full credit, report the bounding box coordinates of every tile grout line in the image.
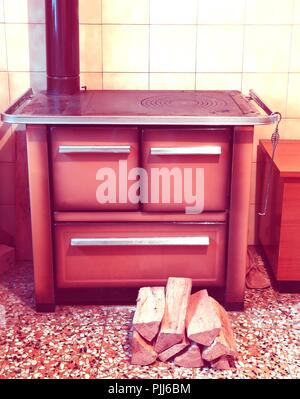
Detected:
[100,0,103,89]
[285,0,296,119]
[241,0,247,91]
[148,0,150,90]
[194,0,199,90]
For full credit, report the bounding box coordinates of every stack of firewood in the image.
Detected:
[131,277,237,369]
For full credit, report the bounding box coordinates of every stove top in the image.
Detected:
[1,89,277,126]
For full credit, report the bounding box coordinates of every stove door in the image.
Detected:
[51,126,140,211]
[141,128,232,213]
[55,222,226,288]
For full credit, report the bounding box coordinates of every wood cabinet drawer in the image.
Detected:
[141,128,232,212]
[51,126,140,210]
[55,222,227,288]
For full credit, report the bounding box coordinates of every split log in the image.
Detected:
[158,335,189,362]
[186,289,221,346]
[174,343,204,368]
[211,356,231,370]
[154,277,192,353]
[202,297,237,362]
[131,330,158,366]
[133,287,165,341]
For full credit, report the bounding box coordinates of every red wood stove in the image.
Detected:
[1,0,279,311]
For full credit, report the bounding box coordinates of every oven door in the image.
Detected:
[51,126,140,211]
[141,128,232,213]
[55,222,227,288]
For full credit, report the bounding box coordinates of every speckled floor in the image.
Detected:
[0,252,299,379]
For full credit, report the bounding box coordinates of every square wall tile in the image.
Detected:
[294,0,300,23]
[197,0,245,24]
[80,73,103,89]
[196,26,243,72]
[80,25,102,72]
[103,73,148,89]
[0,123,15,162]
[150,73,195,90]
[4,0,45,23]
[9,72,46,103]
[150,0,197,24]
[79,0,101,24]
[0,71,9,112]
[196,73,242,90]
[0,0,4,22]
[287,74,300,118]
[103,25,149,72]
[0,163,15,206]
[6,24,29,71]
[150,25,196,72]
[28,24,46,71]
[102,0,149,24]
[243,26,291,72]
[0,24,7,71]
[245,0,294,24]
[242,73,288,117]
[283,119,300,139]
[290,26,300,72]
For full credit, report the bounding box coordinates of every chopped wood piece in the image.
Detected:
[0,245,15,275]
[158,335,190,362]
[202,297,237,362]
[174,343,204,368]
[131,330,158,366]
[133,287,165,341]
[186,289,221,346]
[154,277,192,353]
[211,356,231,370]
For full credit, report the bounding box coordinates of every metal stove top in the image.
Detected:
[1,89,278,126]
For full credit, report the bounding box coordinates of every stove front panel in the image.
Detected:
[55,222,226,288]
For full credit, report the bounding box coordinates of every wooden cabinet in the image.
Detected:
[257,140,300,283]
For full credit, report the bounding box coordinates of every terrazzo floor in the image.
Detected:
[0,253,299,379]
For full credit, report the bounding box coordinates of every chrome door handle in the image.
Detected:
[58,145,131,154]
[71,236,210,246]
[150,146,222,155]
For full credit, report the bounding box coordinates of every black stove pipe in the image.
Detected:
[45,0,80,95]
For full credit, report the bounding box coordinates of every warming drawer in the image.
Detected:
[55,222,227,288]
[141,128,232,212]
[51,126,140,210]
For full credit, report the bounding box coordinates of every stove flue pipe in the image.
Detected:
[45,0,80,95]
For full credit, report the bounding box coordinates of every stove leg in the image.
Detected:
[225,126,254,310]
[36,303,56,313]
[27,125,55,312]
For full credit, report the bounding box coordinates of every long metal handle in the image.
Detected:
[150,146,222,155]
[248,90,275,117]
[58,145,131,154]
[71,236,210,247]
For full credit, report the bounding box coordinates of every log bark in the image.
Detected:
[174,343,204,368]
[154,277,192,353]
[158,335,189,362]
[211,356,231,370]
[131,330,158,366]
[186,289,221,346]
[202,297,237,362]
[133,287,165,341]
